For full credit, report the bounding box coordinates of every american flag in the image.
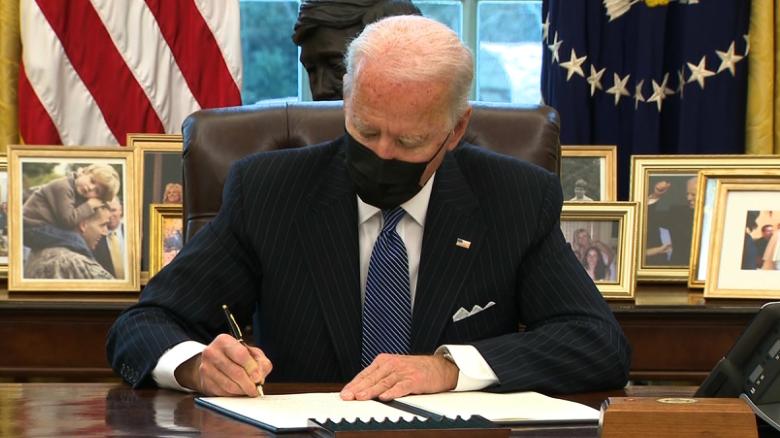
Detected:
[19,0,243,146]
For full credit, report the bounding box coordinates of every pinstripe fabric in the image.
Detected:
[361,208,412,366]
[107,137,630,394]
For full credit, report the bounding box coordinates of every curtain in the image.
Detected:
[0,0,20,153]
[745,0,780,154]
[541,1,750,199]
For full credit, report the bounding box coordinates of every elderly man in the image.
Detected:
[292,0,421,100]
[108,16,630,400]
[25,205,112,280]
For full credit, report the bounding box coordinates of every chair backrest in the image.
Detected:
[182,100,560,241]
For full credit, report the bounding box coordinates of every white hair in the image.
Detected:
[343,15,473,126]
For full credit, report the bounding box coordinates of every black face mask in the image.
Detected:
[345,131,449,209]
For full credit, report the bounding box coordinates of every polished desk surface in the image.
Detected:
[0,383,700,437]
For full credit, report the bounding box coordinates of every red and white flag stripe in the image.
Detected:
[19,0,242,146]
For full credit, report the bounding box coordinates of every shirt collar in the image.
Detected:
[357,173,436,227]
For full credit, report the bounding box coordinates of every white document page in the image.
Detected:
[397,391,599,424]
[197,392,420,431]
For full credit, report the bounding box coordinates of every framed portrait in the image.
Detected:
[148,203,183,278]
[8,145,138,292]
[688,169,780,289]
[561,145,617,202]
[129,134,182,284]
[560,202,638,299]
[630,155,780,282]
[705,181,780,299]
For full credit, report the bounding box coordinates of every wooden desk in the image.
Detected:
[0,382,698,437]
[0,285,765,382]
[612,284,762,382]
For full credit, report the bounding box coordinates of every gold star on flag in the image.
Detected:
[548,31,563,64]
[716,41,744,76]
[648,73,674,112]
[634,79,646,110]
[606,73,630,106]
[586,65,606,96]
[559,48,586,81]
[676,68,685,100]
[687,55,715,89]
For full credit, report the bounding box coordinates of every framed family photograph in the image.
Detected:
[688,169,780,289]
[705,181,780,299]
[129,134,182,284]
[148,204,183,278]
[8,146,138,292]
[560,202,638,299]
[561,145,617,202]
[630,155,780,282]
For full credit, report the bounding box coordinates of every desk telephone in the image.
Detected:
[696,302,780,431]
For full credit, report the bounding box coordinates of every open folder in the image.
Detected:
[195,391,599,433]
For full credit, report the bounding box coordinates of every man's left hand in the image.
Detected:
[340,354,458,401]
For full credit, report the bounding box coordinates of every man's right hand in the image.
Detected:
[174,334,272,396]
[86,198,105,208]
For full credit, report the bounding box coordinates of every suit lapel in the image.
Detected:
[297,143,363,380]
[412,152,485,353]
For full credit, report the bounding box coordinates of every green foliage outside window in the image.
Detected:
[239,1,300,104]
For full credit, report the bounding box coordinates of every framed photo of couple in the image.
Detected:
[7,146,138,292]
[561,145,617,202]
[688,169,780,289]
[128,134,183,284]
[705,180,780,299]
[560,202,638,299]
[630,155,780,282]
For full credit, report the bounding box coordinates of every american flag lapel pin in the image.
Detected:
[456,238,471,249]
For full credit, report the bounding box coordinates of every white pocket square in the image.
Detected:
[452,301,495,322]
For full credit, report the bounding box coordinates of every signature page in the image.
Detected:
[197,392,420,431]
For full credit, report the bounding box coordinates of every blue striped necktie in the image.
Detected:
[361,207,412,367]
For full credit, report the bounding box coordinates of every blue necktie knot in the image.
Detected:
[381,207,405,234]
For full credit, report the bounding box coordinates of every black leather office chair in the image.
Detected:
[181,100,560,241]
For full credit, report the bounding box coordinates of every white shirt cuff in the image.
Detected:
[436,344,499,391]
[151,341,207,392]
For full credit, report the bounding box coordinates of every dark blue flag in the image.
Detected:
[541,0,750,199]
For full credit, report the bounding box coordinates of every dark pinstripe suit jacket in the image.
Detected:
[107,137,631,393]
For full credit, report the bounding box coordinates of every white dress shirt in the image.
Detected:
[153,172,498,392]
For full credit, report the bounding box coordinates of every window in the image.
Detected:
[239,0,542,104]
[238,0,299,104]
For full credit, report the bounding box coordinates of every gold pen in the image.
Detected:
[222,304,265,397]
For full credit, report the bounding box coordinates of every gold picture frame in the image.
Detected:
[561,145,617,202]
[560,202,638,299]
[688,169,780,289]
[8,145,138,292]
[630,155,780,282]
[128,133,183,285]
[148,203,183,278]
[0,156,8,278]
[705,181,780,299]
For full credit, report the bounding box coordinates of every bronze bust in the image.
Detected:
[292,0,421,100]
